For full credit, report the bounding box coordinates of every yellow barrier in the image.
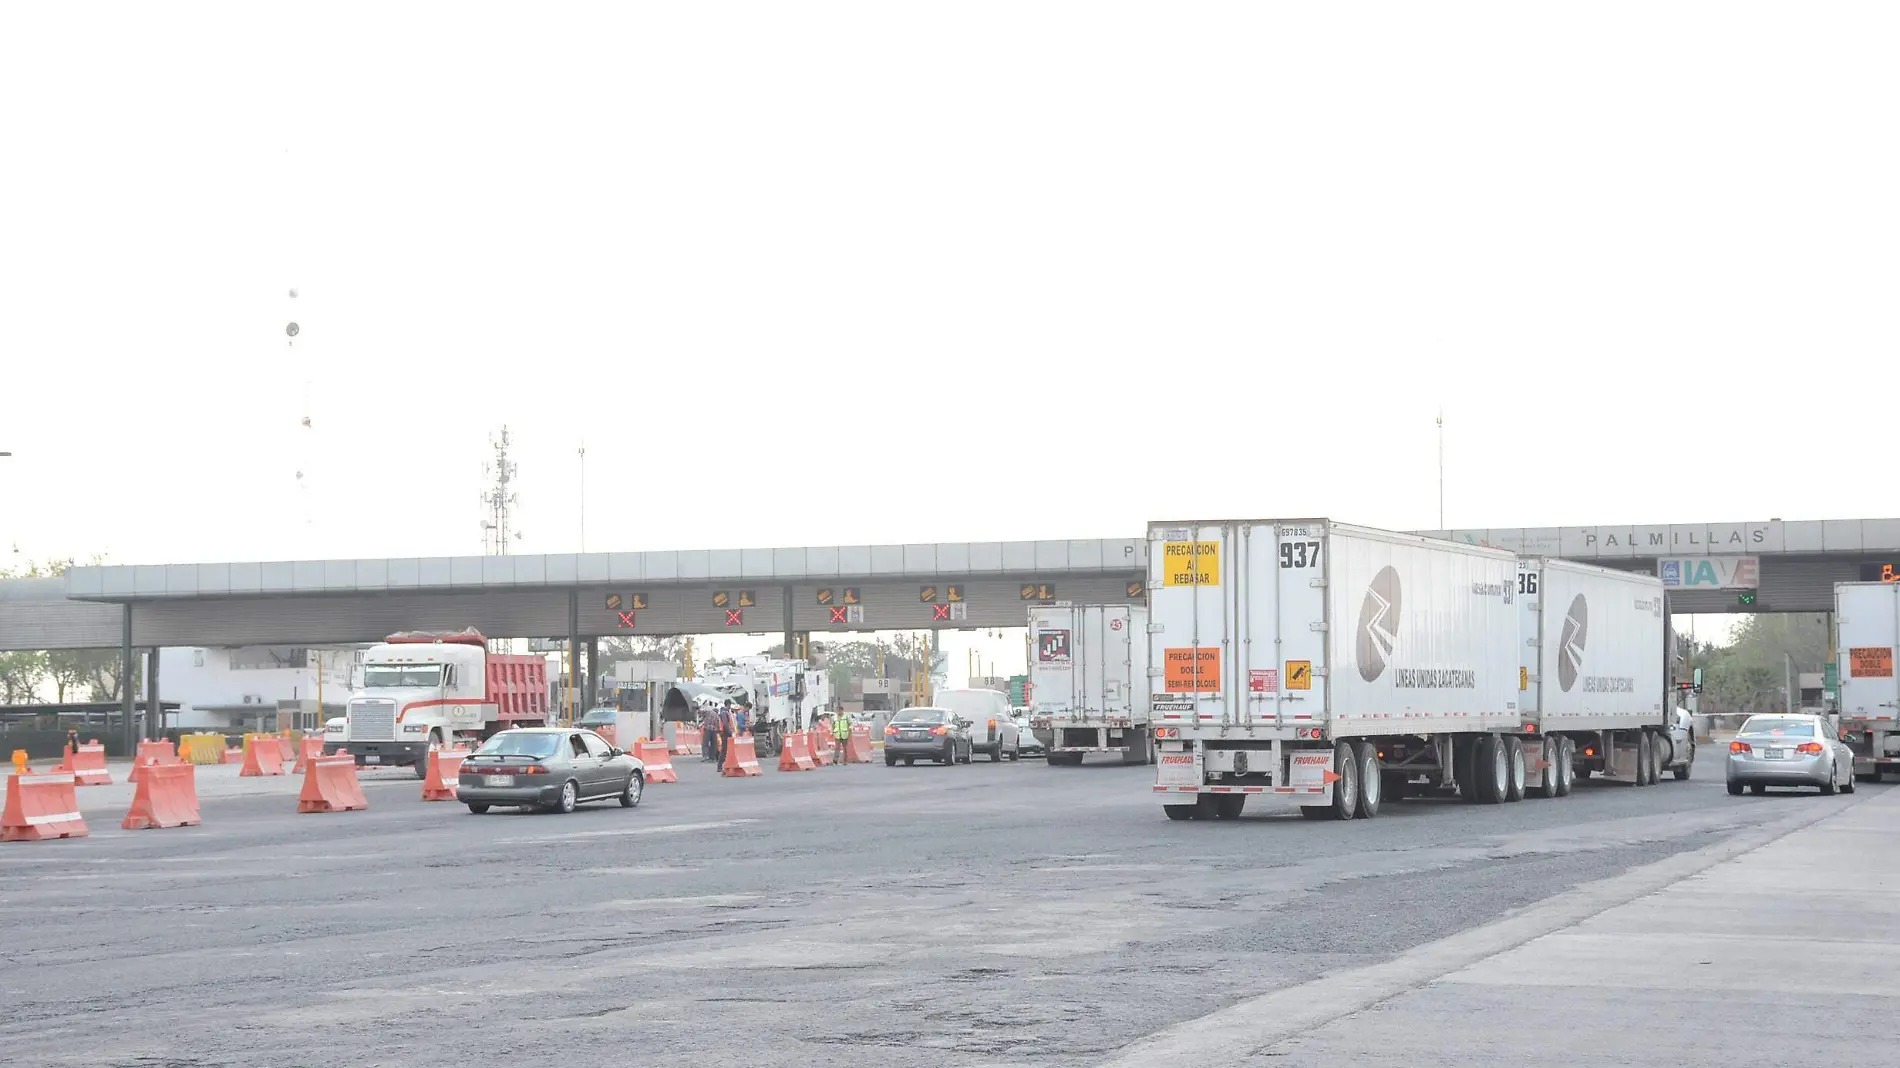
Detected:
[178,734,228,765]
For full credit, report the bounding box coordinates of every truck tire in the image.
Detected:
[1328,741,1360,820]
[1453,737,1478,803]
[1556,738,1576,796]
[1164,803,1198,821]
[1354,741,1382,819]
[1474,735,1506,804]
[1649,731,1665,784]
[1635,732,1653,787]
[1533,737,1561,798]
[1503,738,1526,802]
[1213,794,1246,820]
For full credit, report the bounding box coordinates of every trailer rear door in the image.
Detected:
[1838,583,1900,725]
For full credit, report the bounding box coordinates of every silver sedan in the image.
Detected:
[457,727,646,814]
[1725,714,1856,796]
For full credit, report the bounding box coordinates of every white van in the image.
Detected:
[936,688,1021,762]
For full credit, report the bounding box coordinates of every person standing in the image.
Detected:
[719,701,736,767]
[702,702,723,767]
[832,706,852,763]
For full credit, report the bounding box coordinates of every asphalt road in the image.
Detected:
[2,752,1883,1068]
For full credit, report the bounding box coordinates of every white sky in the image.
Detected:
[3,3,1894,674]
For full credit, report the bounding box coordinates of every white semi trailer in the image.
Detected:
[1834,581,1900,782]
[1148,520,1687,822]
[1028,603,1152,766]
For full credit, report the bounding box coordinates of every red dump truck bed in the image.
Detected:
[486,654,550,723]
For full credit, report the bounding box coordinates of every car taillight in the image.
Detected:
[1730,741,1752,754]
[884,725,899,735]
[930,726,949,736]
[1796,742,1824,755]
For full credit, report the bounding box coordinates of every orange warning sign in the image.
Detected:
[1163,647,1221,692]
[1849,647,1894,678]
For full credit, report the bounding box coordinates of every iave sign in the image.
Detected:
[1656,556,1760,590]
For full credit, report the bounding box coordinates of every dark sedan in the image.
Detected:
[457,727,646,814]
[882,708,972,766]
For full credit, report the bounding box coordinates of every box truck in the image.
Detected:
[1028,603,1152,765]
[1148,520,1686,822]
[1834,581,1900,782]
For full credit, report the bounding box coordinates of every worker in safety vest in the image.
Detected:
[831,707,851,762]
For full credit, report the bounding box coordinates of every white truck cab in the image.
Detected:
[332,630,547,777]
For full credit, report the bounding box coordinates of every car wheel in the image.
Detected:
[1843,773,1856,794]
[619,771,644,808]
[1749,783,1767,795]
[552,779,579,814]
[885,754,897,767]
[1673,759,1691,781]
[1820,764,1838,796]
[1163,803,1198,821]
[990,744,1002,763]
[1726,780,1744,796]
[466,802,490,814]
[903,758,914,766]
[1007,745,1020,761]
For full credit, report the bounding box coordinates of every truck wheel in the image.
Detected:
[1474,735,1506,804]
[1328,741,1360,820]
[1533,738,1560,797]
[1164,803,1198,821]
[1649,731,1665,784]
[1354,742,1382,819]
[1556,739,1576,796]
[1213,794,1246,820]
[1635,732,1653,786]
[1453,738,1478,803]
[1503,738,1526,802]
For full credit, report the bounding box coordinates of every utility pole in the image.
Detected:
[1436,408,1445,529]
[578,440,587,554]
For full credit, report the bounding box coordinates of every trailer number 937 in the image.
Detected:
[1280,541,1322,569]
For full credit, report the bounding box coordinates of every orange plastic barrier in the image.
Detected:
[239,736,287,777]
[127,740,181,783]
[221,746,244,765]
[722,732,762,778]
[56,740,113,786]
[420,749,468,801]
[121,762,201,830]
[777,731,816,772]
[298,755,369,813]
[637,738,677,783]
[809,725,834,767]
[292,736,325,773]
[672,731,702,757]
[2,772,88,841]
[847,725,874,764]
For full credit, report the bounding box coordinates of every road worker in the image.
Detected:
[832,706,851,763]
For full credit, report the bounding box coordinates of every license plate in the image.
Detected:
[485,775,514,786]
[903,732,925,740]
[1763,749,1784,760]
[364,755,380,764]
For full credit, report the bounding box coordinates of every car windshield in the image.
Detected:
[473,733,562,758]
[893,710,947,725]
[1740,718,1815,737]
[362,665,443,688]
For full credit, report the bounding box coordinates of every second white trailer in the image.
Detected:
[1515,557,1691,795]
[1028,603,1152,765]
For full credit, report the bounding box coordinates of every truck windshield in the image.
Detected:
[363,665,444,688]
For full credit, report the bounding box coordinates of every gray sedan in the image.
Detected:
[457,727,646,814]
[1725,714,1856,796]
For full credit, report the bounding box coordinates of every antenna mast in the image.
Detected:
[481,426,519,555]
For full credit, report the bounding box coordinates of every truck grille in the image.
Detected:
[348,700,397,741]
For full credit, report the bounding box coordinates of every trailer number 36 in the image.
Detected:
[1279,541,1322,569]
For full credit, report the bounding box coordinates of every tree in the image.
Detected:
[0,650,48,704]
[1692,613,1833,715]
